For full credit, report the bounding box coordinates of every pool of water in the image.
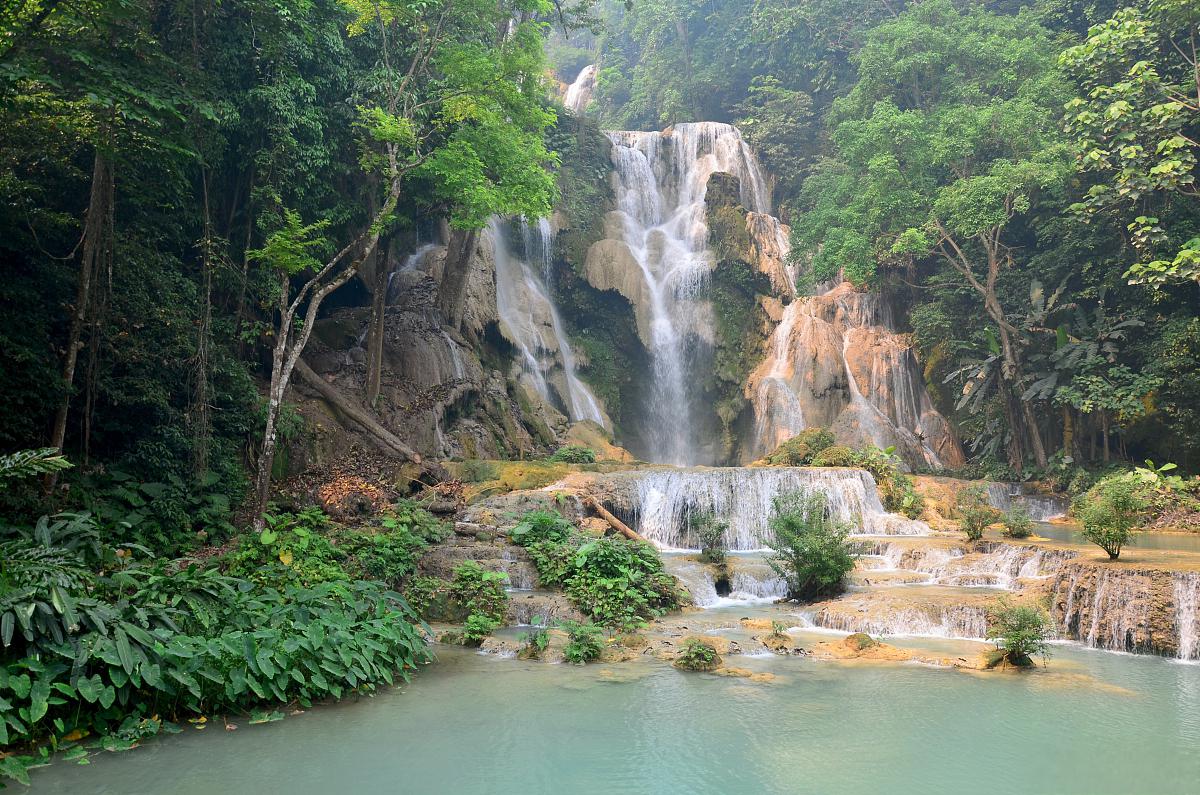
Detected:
[27,641,1200,794]
[1035,523,1200,553]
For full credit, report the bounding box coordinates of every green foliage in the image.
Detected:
[845,632,878,651]
[461,613,500,647]
[763,491,857,601]
[548,445,597,464]
[1001,505,1035,539]
[854,446,925,519]
[674,638,721,672]
[225,509,348,587]
[957,485,1000,541]
[763,428,835,466]
[810,445,857,468]
[448,561,509,624]
[1076,473,1150,559]
[560,620,604,664]
[517,626,550,659]
[509,509,574,546]
[522,520,679,630]
[689,512,728,564]
[0,449,71,486]
[987,598,1052,666]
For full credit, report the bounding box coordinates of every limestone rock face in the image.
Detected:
[745,282,965,469]
[1049,560,1185,657]
[583,237,651,344]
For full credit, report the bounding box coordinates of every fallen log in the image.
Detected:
[295,358,421,463]
[583,496,647,543]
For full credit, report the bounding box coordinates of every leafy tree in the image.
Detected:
[763,491,856,601]
[1076,472,1148,558]
[987,598,1052,667]
[1061,0,1200,285]
[957,484,1000,541]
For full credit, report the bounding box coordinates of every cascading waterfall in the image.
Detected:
[563,64,597,115]
[748,283,958,468]
[810,602,991,640]
[662,554,786,607]
[605,122,772,464]
[1174,573,1199,661]
[985,483,1069,521]
[624,467,930,551]
[490,218,606,426]
[857,540,1073,589]
[385,242,439,304]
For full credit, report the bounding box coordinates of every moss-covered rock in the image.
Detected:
[811,445,858,468]
[763,428,836,466]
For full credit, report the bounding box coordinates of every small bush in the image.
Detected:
[987,598,1052,666]
[845,632,878,651]
[763,491,857,601]
[764,428,835,466]
[518,626,550,659]
[1001,505,1034,539]
[674,638,721,672]
[509,509,574,546]
[770,620,790,639]
[403,576,449,619]
[548,445,596,464]
[460,459,500,483]
[462,613,500,646]
[956,484,999,541]
[561,620,605,664]
[810,445,857,468]
[689,511,727,564]
[448,561,509,623]
[225,508,349,586]
[854,445,924,518]
[1076,474,1149,560]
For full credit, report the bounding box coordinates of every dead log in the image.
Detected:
[295,358,421,463]
[583,496,646,543]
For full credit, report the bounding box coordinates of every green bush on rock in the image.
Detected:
[763,428,835,466]
[548,445,597,464]
[809,445,857,467]
[763,491,857,601]
[1001,505,1034,539]
[957,485,999,541]
[674,638,721,672]
[448,561,509,623]
[986,599,1052,667]
[561,620,605,664]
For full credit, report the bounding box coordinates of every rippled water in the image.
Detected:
[28,641,1200,794]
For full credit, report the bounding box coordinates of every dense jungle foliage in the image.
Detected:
[566,0,1199,477]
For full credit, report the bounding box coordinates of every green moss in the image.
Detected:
[811,445,857,467]
[764,428,836,466]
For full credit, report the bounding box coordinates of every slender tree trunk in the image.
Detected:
[47,150,113,489]
[1061,405,1074,462]
[192,170,214,479]
[365,243,389,405]
[1102,411,1111,462]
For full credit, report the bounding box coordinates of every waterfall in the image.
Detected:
[620,466,930,551]
[563,64,597,115]
[857,540,1073,589]
[604,122,771,464]
[386,242,439,304]
[490,218,606,427]
[811,602,991,640]
[663,554,787,607]
[986,483,1069,521]
[1175,573,1199,661]
[747,283,958,468]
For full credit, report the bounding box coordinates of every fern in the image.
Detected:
[0,448,72,487]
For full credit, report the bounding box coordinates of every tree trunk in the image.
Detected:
[365,250,388,406]
[295,358,420,461]
[1061,405,1074,462]
[47,150,113,489]
[1102,411,1111,462]
[438,227,480,332]
[583,496,647,542]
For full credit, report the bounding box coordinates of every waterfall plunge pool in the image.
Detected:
[26,640,1200,794]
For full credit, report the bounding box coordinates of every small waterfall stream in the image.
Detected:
[563,64,597,115]
[490,218,606,426]
[985,483,1069,521]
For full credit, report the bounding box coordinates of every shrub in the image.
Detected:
[763,491,857,601]
[462,613,500,646]
[956,484,999,541]
[1001,505,1034,539]
[548,445,596,464]
[763,428,835,466]
[845,632,878,651]
[225,508,349,586]
[1076,474,1149,560]
[688,512,727,564]
[987,598,1052,667]
[770,620,790,639]
[518,626,550,659]
[810,445,857,467]
[448,561,509,623]
[403,576,449,619]
[509,509,574,546]
[460,459,499,483]
[561,620,604,664]
[674,638,721,671]
[854,445,924,519]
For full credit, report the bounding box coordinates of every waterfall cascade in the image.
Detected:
[809,600,991,640]
[747,282,963,468]
[490,218,607,427]
[563,64,597,115]
[1175,573,1200,661]
[598,123,772,463]
[985,483,1069,521]
[598,466,931,551]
